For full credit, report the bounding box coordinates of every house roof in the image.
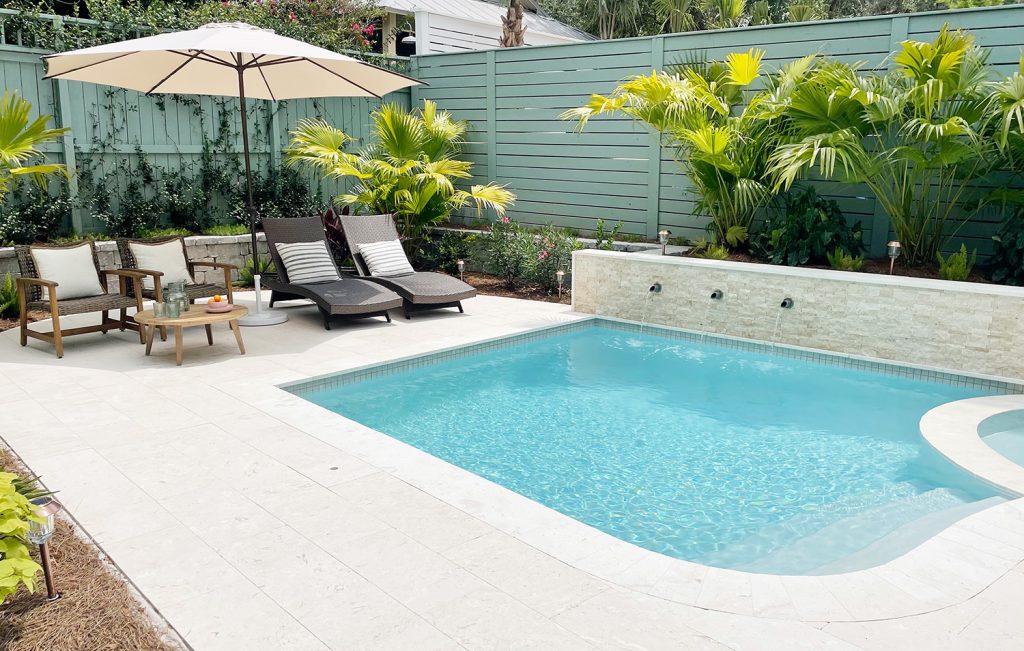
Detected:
[380,0,596,42]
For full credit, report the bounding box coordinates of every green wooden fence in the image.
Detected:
[0,10,410,233]
[410,5,1024,256]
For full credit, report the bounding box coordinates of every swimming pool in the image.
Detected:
[290,320,1015,575]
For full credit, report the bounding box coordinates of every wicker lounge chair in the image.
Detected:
[262,217,403,330]
[15,242,147,358]
[338,214,476,319]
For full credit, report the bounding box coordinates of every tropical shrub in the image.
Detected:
[0,471,43,603]
[563,50,791,249]
[417,230,477,275]
[285,100,515,250]
[826,248,865,272]
[0,273,18,319]
[0,92,67,203]
[0,182,72,245]
[203,224,249,237]
[528,226,583,291]
[937,243,977,281]
[593,218,624,250]
[237,256,276,286]
[485,218,536,288]
[752,186,863,266]
[769,27,996,265]
[692,240,731,260]
[987,207,1024,285]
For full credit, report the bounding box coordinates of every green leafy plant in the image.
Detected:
[528,225,583,291]
[484,217,536,289]
[593,218,625,250]
[417,230,477,274]
[937,243,977,281]
[204,223,250,237]
[826,248,865,272]
[0,91,67,202]
[0,471,43,603]
[752,186,863,266]
[692,239,731,260]
[769,27,996,265]
[237,256,276,287]
[564,50,787,250]
[285,100,515,253]
[0,181,72,245]
[988,207,1024,285]
[1,272,19,319]
[137,227,190,239]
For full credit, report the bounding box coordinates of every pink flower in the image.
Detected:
[222,0,229,7]
[289,10,296,21]
[500,216,510,223]
[538,251,548,260]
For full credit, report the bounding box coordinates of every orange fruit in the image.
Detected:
[213,294,222,303]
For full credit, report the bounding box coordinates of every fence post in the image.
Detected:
[867,15,910,256]
[646,37,665,239]
[485,49,497,185]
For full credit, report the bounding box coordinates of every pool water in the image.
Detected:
[296,323,1011,575]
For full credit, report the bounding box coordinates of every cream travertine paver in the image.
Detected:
[2,291,1024,650]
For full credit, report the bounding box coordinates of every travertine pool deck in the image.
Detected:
[2,291,1023,650]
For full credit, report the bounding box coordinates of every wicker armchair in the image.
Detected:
[15,242,147,358]
[115,236,235,305]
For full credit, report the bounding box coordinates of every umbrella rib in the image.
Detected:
[41,52,136,79]
[255,64,277,102]
[300,57,383,99]
[171,50,236,68]
[146,50,206,95]
[246,56,304,68]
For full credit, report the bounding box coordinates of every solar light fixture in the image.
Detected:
[658,229,671,255]
[28,497,62,602]
[457,259,465,282]
[887,240,901,275]
[556,269,566,300]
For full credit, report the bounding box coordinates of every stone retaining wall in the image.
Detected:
[572,249,1024,379]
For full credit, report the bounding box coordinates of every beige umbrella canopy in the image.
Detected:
[42,22,423,325]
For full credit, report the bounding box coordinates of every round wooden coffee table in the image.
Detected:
[135,306,248,366]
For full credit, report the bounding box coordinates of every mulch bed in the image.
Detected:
[0,449,182,651]
[465,271,571,304]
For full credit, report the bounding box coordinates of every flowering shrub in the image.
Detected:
[484,217,581,291]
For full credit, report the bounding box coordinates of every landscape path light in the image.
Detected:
[27,496,62,602]
[887,241,902,275]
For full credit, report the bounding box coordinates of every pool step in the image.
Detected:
[808,494,1007,575]
[701,488,984,575]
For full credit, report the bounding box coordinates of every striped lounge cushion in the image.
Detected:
[274,241,340,284]
[358,240,415,278]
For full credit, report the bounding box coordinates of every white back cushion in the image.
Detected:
[275,241,340,284]
[357,240,414,278]
[129,240,194,291]
[31,244,104,300]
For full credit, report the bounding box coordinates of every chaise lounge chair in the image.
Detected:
[338,214,476,319]
[262,217,403,330]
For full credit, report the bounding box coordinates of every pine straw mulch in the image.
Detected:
[0,449,182,651]
[0,312,43,334]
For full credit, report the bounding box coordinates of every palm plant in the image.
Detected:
[749,1,772,25]
[286,100,514,243]
[0,92,68,202]
[654,0,698,33]
[768,27,995,265]
[500,0,527,47]
[563,50,784,247]
[701,0,746,29]
[588,0,641,39]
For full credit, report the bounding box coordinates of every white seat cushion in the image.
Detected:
[129,240,194,291]
[31,244,105,300]
[275,241,340,284]
[357,240,415,278]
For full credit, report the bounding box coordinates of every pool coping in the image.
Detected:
[269,315,1024,624]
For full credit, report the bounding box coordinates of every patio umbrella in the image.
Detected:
[42,22,422,326]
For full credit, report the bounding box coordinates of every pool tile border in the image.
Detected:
[283,316,1024,397]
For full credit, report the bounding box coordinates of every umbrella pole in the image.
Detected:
[236,63,287,327]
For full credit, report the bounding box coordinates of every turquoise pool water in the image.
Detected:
[294,323,1011,574]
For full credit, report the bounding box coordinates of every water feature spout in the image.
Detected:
[710,289,724,300]
[649,282,662,294]
[780,297,794,309]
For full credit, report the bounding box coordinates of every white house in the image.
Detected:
[379,0,595,55]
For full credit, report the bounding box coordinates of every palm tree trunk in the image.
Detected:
[500,0,527,48]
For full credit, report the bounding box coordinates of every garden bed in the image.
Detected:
[0,449,182,651]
